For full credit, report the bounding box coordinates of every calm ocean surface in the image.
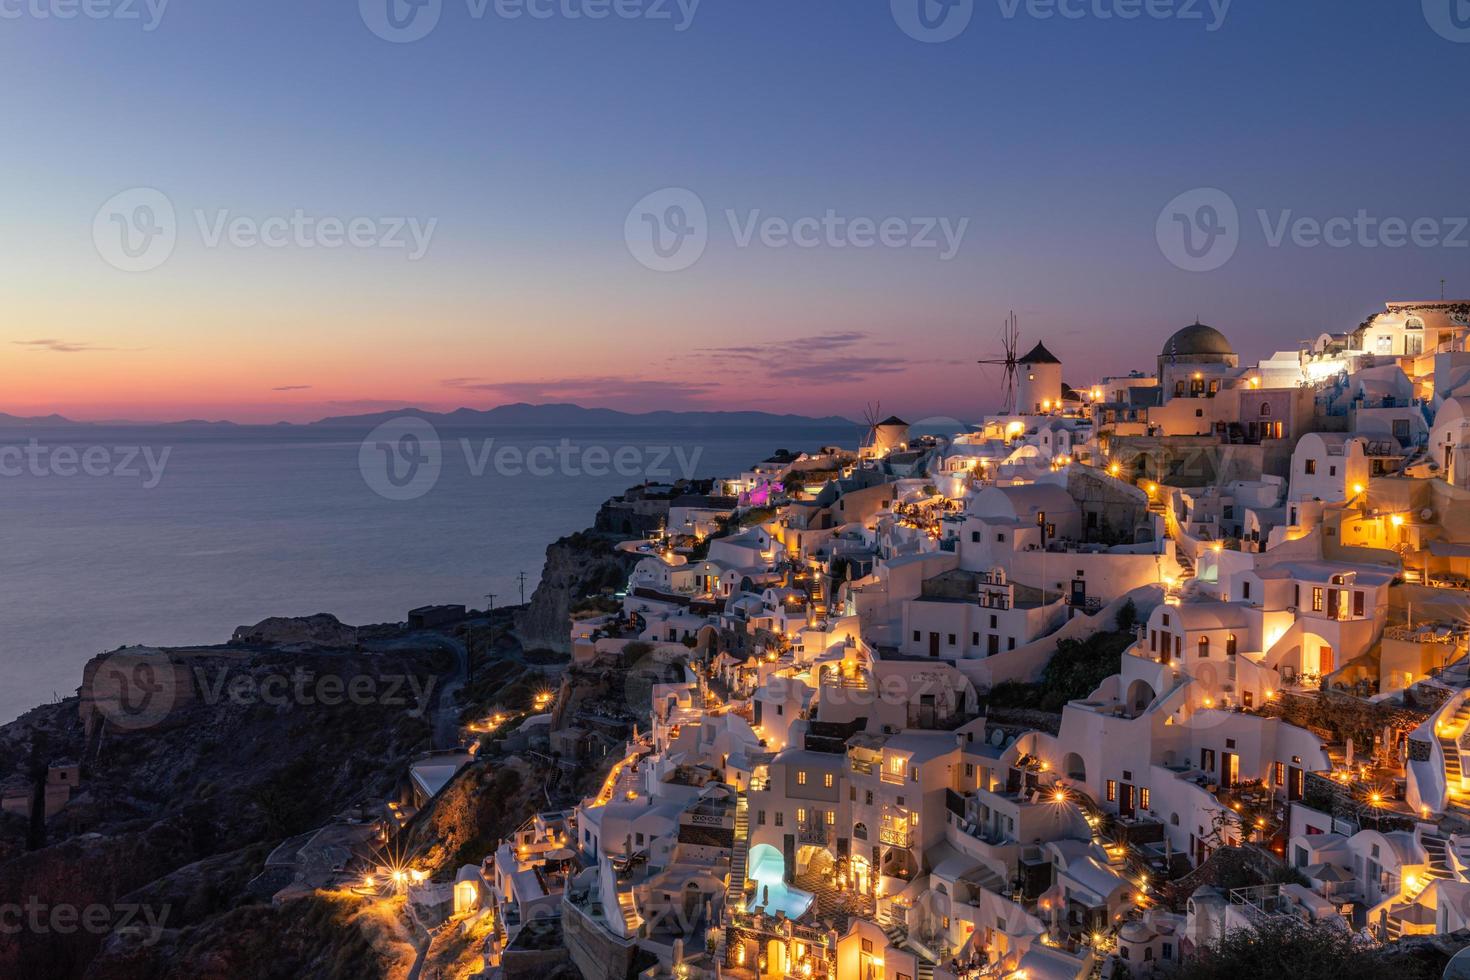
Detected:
[0,421,857,724]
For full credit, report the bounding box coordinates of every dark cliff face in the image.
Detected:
[515,530,638,654]
[0,638,445,979]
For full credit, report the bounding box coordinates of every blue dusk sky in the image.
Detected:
[2,0,1467,421]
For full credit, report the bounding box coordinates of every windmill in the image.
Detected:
[861,401,884,452]
[977,311,1021,415]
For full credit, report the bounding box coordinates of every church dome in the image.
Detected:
[1162,321,1234,358]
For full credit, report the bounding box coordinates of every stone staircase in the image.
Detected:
[1440,702,1470,800]
[1423,833,1455,884]
[617,888,643,935]
[713,796,749,968]
[726,796,750,909]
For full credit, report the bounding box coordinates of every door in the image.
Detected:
[1287,765,1303,802]
[1071,579,1087,607]
[1221,752,1238,787]
[1319,645,1335,677]
[987,635,999,656]
[928,632,940,657]
[1120,784,1136,819]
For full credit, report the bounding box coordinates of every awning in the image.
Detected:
[1430,541,1470,559]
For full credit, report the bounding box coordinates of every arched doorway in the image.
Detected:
[1125,679,1157,716]
[1063,752,1086,781]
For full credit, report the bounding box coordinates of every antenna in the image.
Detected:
[977,311,1021,415]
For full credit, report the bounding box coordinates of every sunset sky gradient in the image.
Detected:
[4,2,1468,423]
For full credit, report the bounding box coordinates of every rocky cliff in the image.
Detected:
[515,529,637,654]
[0,619,448,979]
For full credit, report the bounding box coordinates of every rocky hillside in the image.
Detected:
[515,530,637,654]
[0,618,449,978]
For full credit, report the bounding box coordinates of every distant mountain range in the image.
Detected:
[0,403,858,430]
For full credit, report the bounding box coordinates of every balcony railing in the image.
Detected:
[880,768,907,785]
[798,824,831,846]
[879,824,914,848]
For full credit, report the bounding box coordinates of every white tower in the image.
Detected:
[1017,342,1063,414]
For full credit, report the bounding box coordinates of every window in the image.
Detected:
[1243,581,1251,600]
[996,533,1006,542]
[826,810,835,825]
[1354,591,1365,617]
[970,531,980,543]
[1106,779,1117,802]
[965,763,974,778]
[1201,749,1216,770]
[1140,787,1151,810]
[1227,633,1237,656]
[862,939,873,954]
[1198,636,1210,658]
[1329,465,1337,477]
[775,811,783,826]
[1260,402,1272,416]
[1305,459,1317,475]
[797,771,807,785]
[971,631,979,646]
[796,807,807,823]
[989,615,997,628]
[912,630,920,642]
[948,634,957,646]
[823,773,833,788]
[1312,587,1324,612]
[758,810,767,825]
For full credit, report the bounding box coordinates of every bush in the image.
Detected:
[1168,917,1435,980]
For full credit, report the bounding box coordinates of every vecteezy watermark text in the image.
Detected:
[891,0,1230,43]
[0,899,170,945]
[0,0,169,30]
[193,666,438,717]
[359,0,700,43]
[0,441,170,488]
[1157,187,1469,272]
[624,188,969,272]
[93,188,437,273]
[358,416,706,500]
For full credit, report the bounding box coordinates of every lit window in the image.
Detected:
[823,773,833,788]
[797,771,807,785]
[1106,780,1117,802]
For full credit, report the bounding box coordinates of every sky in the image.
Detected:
[3,0,1468,423]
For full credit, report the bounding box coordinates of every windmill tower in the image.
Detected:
[860,403,909,460]
[977,311,1021,415]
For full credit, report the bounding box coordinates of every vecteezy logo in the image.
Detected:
[624,188,708,272]
[88,649,177,731]
[93,188,177,273]
[359,416,442,500]
[1156,188,1239,273]
[891,0,973,43]
[360,0,442,43]
[1424,0,1470,42]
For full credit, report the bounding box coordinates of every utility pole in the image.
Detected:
[475,593,497,685]
[517,571,529,606]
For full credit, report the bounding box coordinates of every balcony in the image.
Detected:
[879,823,914,848]
[798,823,831,846]
[880,767,907,786]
